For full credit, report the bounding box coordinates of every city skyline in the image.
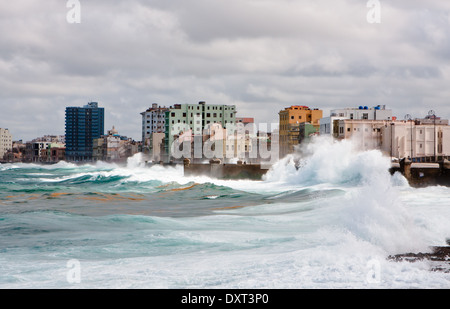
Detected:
[1,1,450,142]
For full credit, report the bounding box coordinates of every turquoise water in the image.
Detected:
[1,138,449,288]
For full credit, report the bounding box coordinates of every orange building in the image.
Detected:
[279,106,323,158]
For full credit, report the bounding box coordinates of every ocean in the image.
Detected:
[1,137,449,289]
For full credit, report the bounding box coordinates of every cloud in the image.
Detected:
[0,0,449,142]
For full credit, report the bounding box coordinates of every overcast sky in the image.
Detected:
[1,0,450,142]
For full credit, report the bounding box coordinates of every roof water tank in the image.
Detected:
[364,106,368,109]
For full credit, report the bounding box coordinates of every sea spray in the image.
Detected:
[1,147,449,288]
[264,136,425,253]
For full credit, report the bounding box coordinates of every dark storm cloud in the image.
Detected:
[0,0,449,142]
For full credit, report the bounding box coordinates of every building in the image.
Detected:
[332,113,450,162]
[333,119,388,151]
[164,101,237,161]
[320,105,393,135]
[148,132,166,163]
[298,122,319,145]
[39,144,66,163]
[2,140,26,163]
[141,103,169,145]
[381,118,450,162]
[93,126,139,162]
[279,106,322,158]
[65,102,105,162]
[0,128,13,161]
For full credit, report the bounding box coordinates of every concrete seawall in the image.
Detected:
[183,159,270,180]
[390,159,450,187]
[183,157,450,186]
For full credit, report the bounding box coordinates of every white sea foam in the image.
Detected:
[1,138,449,289]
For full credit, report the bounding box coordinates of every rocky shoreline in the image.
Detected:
[388,246,450,273]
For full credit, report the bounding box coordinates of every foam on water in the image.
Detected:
[1,138,449,288]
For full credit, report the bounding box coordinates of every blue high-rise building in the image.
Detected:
[65,102,105,161]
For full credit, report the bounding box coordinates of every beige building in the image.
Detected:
[333,119,386,151]
[333,118,450,162]
[380,120,450,162]
[0,128,13,160]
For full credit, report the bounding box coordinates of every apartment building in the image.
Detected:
[65,102,105,161]
[0,128,12,160]
[164,101,237,161]
[320,105,393,135]
[93,126,139,162]
[279,106,322,158]
[381,119,450,162]
[141,103,169,144]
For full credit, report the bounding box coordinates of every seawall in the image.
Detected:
[183,159,270,180]
[389,159,450,187]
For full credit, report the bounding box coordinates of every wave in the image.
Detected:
[264,136,400,187]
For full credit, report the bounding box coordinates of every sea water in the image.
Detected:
[0,137,449,288]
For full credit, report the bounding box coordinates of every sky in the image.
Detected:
[1,0,450,142]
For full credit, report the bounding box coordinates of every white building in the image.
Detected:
[141,103,169,144]
[381,120,450,162]
[320,105,393,135]
[0,128,12,160]
[332,117,450,161]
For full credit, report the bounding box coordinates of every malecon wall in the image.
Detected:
[390,158,450,187]
[183,159,269,180]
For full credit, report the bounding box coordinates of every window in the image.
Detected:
[363,113,368,120]
[347,128,351,132]
[207,113,211,117]
[291,116,294,120]
[171,112,175,117]
[183,113,186,117]
[299,116,302,119]
[213,113,217,117]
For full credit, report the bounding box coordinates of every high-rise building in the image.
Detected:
[65,102,104,161]
[0,128,12,160]
[164,101,237,161]
[140,103,169,144]
[278,105,322,158]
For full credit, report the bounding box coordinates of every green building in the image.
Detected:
[298,122,319,145]
[164,101,236,161]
